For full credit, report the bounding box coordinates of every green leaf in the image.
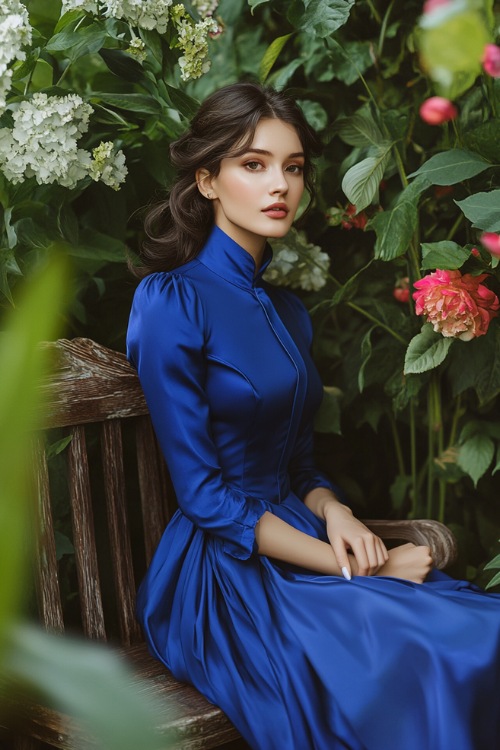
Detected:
[484,553,500,570]
[334,111,384,147]
[420,241,470,270]
[0,256,69,652]
[46,23,107,62]
[259,34,293,83]
[297,99,328,130]
[314,386,342,434]
[493,444,500,475]
[341,145,392,212]
[457,433,494,486]
[288,0,355,38]
[475,327,500,405]
[455,191,500,233]
[250,0,270,10]
[162,84,199,120]
[324,38,375,85]
[390,475,412,511]
[4,624,164,750]
[369,200,418,262]
[462,120,500,163]
[408,149,491,186]
[99,49,147,84]
[485,570,500,590]
[404,324,454,375]
[90,93,161,115]
[46,434,73,459]
[358,326,375,393]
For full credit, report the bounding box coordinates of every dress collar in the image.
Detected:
[197,225,273,289]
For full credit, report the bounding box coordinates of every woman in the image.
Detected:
[127,82,500,750]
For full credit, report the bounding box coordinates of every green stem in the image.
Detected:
[377,0,395,58]
[409,398,418,518]
[389,412,406,477]
[365,0,382,24]
[434,380,446,524]
[485,74,498,118]
[445,213,464,242]
[448,393,462,448]
[56,63,72,86]
[346,301,407,344]
[426,378,436,518]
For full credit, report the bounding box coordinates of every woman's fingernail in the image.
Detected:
[342,566,351,581]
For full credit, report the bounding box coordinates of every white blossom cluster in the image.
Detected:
[191,0,219,17]
[176,13,218,80]
[88,140,128,190]
[265,232,330,292]
[61,0,173,33]
[60,0,99,12]
[0,93,127,190]
[0,0,32,113]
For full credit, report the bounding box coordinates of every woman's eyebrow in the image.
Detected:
[243,148,305,158]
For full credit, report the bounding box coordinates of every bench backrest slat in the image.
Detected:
[67,425,107,641]
[101,419,142,645]
[34,437,65,633]
[135,415,170,566]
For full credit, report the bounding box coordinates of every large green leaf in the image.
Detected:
[369,199,418,262]
[259,34,293,83]
[90,93,162,115]
[341,145,392,211]
[288,0,355,38]
[455,191,500,233]
[462,120,500,163]
[0,256,69,655]
[408,149,491,186]
[334,111,385,147]
[46,23,107,62]
[314,386,342,434]
[457,434,494,486]
[4,624,165,750]
[404,324,454,375]
[475,327,500,405]
[420,241,471,270]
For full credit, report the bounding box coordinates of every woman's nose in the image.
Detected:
[269,168,288,195]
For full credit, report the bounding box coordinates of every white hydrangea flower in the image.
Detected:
[176,15,218,81]
[88,140,128,190]
[102,0,173,33]
[0,92,94,188]
[0,0,32,111]
[265,232,330,292]
[60,0,99,12]
[191,0,218,17]
[127,37,147,62]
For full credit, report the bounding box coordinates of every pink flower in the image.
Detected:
[470,247,480,258]
[340,203,368,230]
[482,44,500,78]
[481,232,500,257]
[419,97,458,125]
[393,277,410,303]
[413,269,499,341]
[423,0,450,13]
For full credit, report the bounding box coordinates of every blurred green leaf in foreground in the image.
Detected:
[0,256,165,749]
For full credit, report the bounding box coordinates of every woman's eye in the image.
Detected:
[245,161,263,171]
[286,164,304,174]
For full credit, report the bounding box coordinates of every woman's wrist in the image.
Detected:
[304,488,351,522]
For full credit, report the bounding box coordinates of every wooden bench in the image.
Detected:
[6,337,458,749]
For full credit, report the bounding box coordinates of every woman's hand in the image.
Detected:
[322,500,389,579]
[375,543,433,583]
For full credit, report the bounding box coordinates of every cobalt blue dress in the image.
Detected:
[127,225,500,750]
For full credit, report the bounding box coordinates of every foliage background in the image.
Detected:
[2,0,500,589]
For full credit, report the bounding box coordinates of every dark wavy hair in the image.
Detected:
[131,82,322,278]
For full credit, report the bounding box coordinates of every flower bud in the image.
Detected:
[423,0,450,13]
[482,44,500,78]
[480,232,500,257]
[470,247,480,258]
[393,277,410,303]
[419,97,458,125]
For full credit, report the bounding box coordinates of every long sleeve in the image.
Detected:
[126,272,268,560]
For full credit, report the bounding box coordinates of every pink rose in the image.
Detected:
[419,97,458,125]
[413,269,499,341]
[481,232,500,257]
[482,44,500,78]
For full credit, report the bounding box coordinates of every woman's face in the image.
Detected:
[198,118,306,258]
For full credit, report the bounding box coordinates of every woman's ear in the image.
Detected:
[196,168,216,200]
